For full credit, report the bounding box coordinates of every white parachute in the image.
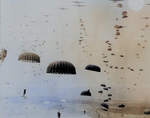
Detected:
[0,49,7,66]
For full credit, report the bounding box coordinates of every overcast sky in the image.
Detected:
[0,0,150,118]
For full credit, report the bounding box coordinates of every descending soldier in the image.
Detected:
[23,89,26,96]
[57,112,61,118]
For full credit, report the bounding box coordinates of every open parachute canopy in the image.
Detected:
[18,52,40,63]
[101,103,109,109]
[80,90,91,96]
[46,61,76,74]
[85,64,101,72]
[0,49,7,61]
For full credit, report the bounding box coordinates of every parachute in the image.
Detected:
[122,15,128,18]
[101,84,106,87]
[0,49,7,66]
[108,87,111,89]
[117,4,122,8]
[122,11,127,15]
[122,11,128,18]
[80,90,91,96]
[104,99,109,102]
[118,104,125,108]
[114,25,123,29]
[85,65,101,72]
[18,52,40,63]
[108,94,112,97]
[98,91,103,93]
[116,31,120,35]
[144,110,150,115]
[103,88,108,91]
[46,61,76,74]
[102,109,107,111]
[18,52,40,95]
[101,103,109,109]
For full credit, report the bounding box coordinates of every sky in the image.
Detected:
[0,0,150,118]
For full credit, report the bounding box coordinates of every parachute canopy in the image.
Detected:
[0,49,7,66]
[108,94,112,97]
[104,99,109,102]
[122,11,127,15]
[144,110,150,115]
[46,61,76,74]
[80,90,91,96]
[108,87,111,89]
[117,4,122,8]
[0,49,7,58]
[118,104,125,108]
[103,88,108,91]
[85,64,101,72]
[102,109,107,111]
[122,15,128,18]
[116,31,120,35]
[101,84,106,87]
[114,25,123,29]
[18,52,40,63]
[98,90,103,93]
[101,103,109,109]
